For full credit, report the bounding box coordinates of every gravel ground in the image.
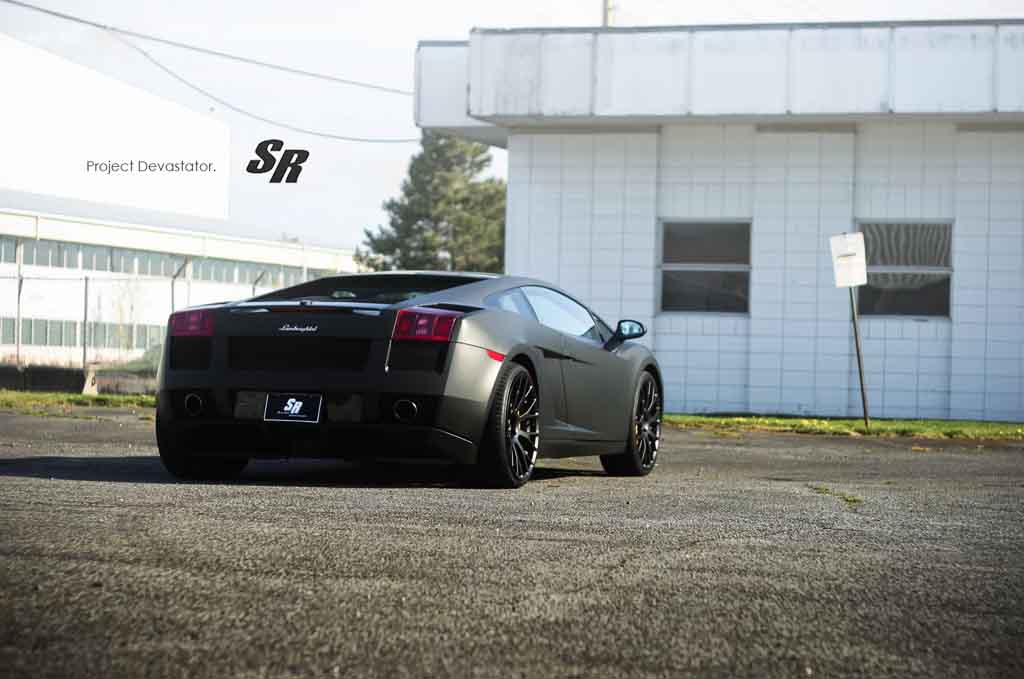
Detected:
[1,410,1022,679]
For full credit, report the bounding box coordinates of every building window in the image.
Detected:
[1,318,14,344]
[22,239,84,268]
[282,266,302,288]
[243,262,268,285]
[105,322,127,349]
[136,251,182,277]
[307,268,336,281]
[46,320,62,347]
[82,245,111,272]
[858,222,952,317]
[59,243,81,268]
[111,248,135,274]
[23,240,39,266]
[32,318,47,346]
[0,237,16,263]
[137,252,153,276]
[660,222,750,313]
[148,325,164,349]
[90,322,105,347]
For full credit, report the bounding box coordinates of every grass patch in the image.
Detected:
[0,389,155,414]
[810,484,863,505]
[664,414,1024,441]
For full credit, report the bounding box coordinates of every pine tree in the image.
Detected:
[356,132,505,273]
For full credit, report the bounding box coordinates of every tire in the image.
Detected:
[476,362,541,488]
[156,415,248,482]
[601,371,661,477]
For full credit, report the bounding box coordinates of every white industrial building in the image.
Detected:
[0,209,355,367]
[416,19,1024,422]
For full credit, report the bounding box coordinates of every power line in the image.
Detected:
[109,31,420,143]
[0,0,414,96]
[2,0,421,143]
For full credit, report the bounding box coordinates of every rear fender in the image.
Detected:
[435,341,505,446]
[448,310,550,447]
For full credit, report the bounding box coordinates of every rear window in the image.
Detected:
[255,274,482,305]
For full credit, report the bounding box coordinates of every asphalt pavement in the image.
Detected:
[1,410,1022,678]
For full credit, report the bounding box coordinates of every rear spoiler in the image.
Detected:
[228,301,389,316]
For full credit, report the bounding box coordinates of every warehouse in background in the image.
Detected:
[417,19,1024,422]
[0,209,355,369]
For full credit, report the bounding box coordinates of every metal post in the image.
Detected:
[82,276,89,370]
[171,258,189,312]
[15,275,23,368]
[849,287,870,430]
[14,238,23,368]
[252,270,267,298]
[601,0,612,27]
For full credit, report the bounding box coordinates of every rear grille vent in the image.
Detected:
[388,342,449,373]
[169,337,211,370]
[228,336,370,371]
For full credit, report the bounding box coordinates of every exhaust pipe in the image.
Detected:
[184,393,204,417]
[393,399,418,424]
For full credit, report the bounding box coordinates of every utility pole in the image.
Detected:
[602,0,613,27]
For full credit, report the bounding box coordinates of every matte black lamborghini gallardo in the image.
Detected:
[156,272,663,488]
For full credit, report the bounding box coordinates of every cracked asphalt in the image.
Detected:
[1,410,1022,678]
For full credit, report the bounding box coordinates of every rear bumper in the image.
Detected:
[157,411,478,464]
[156,340,503,462]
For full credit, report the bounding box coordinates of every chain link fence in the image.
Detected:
[1,273,274,372]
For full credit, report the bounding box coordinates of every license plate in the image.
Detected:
[264,393,322,424]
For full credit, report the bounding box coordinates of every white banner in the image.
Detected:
[0,33,229,220]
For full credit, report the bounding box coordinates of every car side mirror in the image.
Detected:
[614,319,646,341]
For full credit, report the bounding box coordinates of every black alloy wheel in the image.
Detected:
[601,371,661,476]
[479,362,540,488]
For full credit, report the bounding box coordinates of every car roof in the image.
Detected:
[343,272,598,314]
[329,270,500,280]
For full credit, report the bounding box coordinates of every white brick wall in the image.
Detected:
[504,123,1024,422]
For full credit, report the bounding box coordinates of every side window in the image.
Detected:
[592,315,613,342]
[487,288,536,319]
[521,286,600,342]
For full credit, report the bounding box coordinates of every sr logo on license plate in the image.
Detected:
[264,393,322,424]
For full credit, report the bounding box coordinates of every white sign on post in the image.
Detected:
[828,231,871,429]
[829,232,867,288]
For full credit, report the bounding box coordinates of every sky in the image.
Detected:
[0,0,1021,251]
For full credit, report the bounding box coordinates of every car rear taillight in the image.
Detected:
[392,307,462,342]
[169,309,215,337]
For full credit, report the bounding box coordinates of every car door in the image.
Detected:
[486,288,570,437]
[520,286,631,441]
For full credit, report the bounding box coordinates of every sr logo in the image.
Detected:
[283,398,304,415]
[246,139,309,183]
